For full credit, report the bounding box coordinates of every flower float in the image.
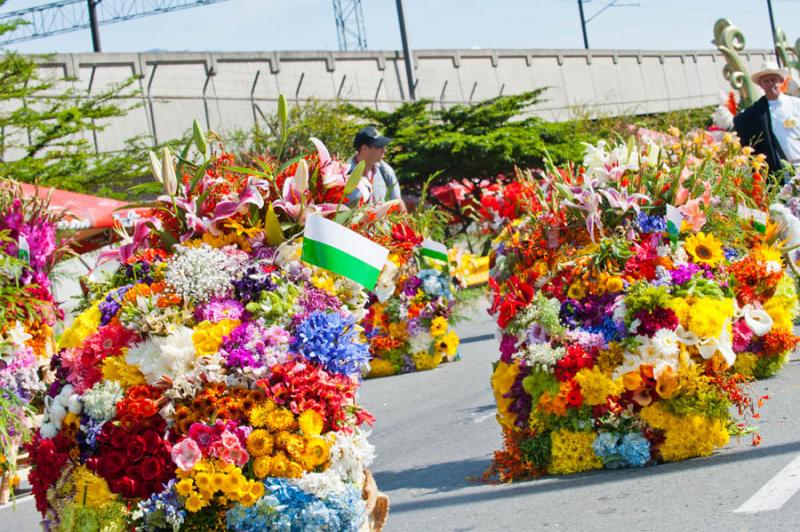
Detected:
[486,130,794,481]
[0,183,65,503]
[28,119,389,530]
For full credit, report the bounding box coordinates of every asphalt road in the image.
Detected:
[3,300,799,531]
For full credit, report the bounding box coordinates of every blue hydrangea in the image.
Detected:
[292,311,370,376]
[417,268,451,299]
[226,478,366,532]
[134,480,186,530]
[593,431,651,469]
[637,212,667,233]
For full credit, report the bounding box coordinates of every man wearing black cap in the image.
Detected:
[347,126,405,209]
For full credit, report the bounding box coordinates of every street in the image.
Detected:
[3,299,799,531]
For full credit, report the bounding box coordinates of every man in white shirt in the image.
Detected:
[734,61,800,178]
[346,126,406,210]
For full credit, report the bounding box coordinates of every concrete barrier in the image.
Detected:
[25,48,778,152]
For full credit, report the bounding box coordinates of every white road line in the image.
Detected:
[734,453,800,513]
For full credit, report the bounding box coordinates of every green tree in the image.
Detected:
[0,4,149,198]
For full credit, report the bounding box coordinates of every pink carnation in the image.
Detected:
[171,438,202,471]
[732,319,753,353]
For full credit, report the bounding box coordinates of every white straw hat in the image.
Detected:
[751,60,789,83]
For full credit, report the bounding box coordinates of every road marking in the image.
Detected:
[734,453,800,513]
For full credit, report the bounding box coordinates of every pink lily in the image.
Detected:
[562,185,603,241]
[679,197,706,231]
[600,188,649,214]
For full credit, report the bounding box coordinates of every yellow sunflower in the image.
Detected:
[753,243,783,264]
[684,232,724,267]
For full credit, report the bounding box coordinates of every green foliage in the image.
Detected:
[0,6,150,197]
[519,432,552,470]
[227,99,361,162]
[342,90,593,193]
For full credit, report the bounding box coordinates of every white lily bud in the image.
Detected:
[294,159,309,195]
[149,151,163,184]
[161,147,177,196]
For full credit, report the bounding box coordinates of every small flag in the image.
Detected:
[737,204,767,234]
[18,234,30,263]
[665,205,682,238]
[302,214,389,290]
[420,238,449,263]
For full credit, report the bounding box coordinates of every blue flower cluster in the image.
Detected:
[637,212,667,234]
[226,478,366,532]
[592,431,651,469]
[134,480,186,531]
[417,268,451,299]
[291,311,371,376]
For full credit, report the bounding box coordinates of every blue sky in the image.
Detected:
[2,0,800,54]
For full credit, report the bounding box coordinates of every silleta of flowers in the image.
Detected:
[486,129,796,482]
[360,218,460,378]
[0,184,64,502]
[27,124,387,530]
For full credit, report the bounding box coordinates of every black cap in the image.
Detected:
[354,126,391,150]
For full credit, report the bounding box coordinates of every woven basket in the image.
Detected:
[361,469,389,532]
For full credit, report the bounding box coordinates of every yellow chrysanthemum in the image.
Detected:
[491,362,520,429]
[192,319,240,357]
[763,298,793,331]
[548,430,603,475]
[573,367,624,405]
[194,472,213,493]
[264,407,297,432]
[72,466,117,507]
[298,410,324,437]
[367,358,397,378]
[58,303,101,349]
[185,493,206,513]
[732,352,758,378]
[246,429,274,457]
[412,350,443,371]
[270,453,291,477]
[684,232,724,267]
[253,456,272,479]
[175,478,195,497]
[753,244,783,264]
[249,401,278,428]
[640,403,729,461]
[211,472,227,493]
[430,316,449,338]
[101,355,146,387]
[238,491,256,507]
[685,297,734,338]
[436,330,460,358]
[224,472,245,495]
[249,480,266,499]
[303,437,331,469]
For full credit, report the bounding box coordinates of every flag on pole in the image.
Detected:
[665,205,682,238]
[420,238,449,263]
[302,214,389,290]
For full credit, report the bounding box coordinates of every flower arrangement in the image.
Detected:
[486,130,794,482]
[359,217,460,377]
[0,183,66,502]
[28,119,387,529]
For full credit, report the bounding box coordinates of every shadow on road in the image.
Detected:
[383,439,800,514]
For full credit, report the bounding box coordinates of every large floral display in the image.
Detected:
[27,126,389,530]
[359,217,460,378]
[487,129,797,482]
[0,184,64,502]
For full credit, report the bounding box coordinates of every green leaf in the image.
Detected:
[343,160,365,195]
[127,182,163,196]
[264,204,285,245]
[192,119,208,158]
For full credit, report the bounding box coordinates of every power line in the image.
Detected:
[0,0,230,48]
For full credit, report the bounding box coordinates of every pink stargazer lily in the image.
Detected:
[562,185,603,241]
[600,188,649,214]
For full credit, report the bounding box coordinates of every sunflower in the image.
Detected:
[684,232,724,267]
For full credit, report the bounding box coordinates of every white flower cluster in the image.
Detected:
[125,326,196,385]
[82,379,124,422]
[326,428,376,488]
[521,342,566,372]
[770,203,800,249]
[409,331,434,354]
[164,243,242,302]
[41,384,82,439]
[614,329,682,380]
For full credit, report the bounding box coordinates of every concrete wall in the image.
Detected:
[27,48,776,152]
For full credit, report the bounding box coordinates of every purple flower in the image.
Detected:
[499,334,518,362]
[297,286,342,317]
[196,298,245,322]
[99,284,132,326]
[402,277,422,297]
[669,263,700,284]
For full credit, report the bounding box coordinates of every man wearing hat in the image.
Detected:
[347,126,405,209]
[734,61,800,176]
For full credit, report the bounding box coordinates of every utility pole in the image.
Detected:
[766,0,781,67]
[578,0,589,49]
[87,0,101,52]
[395,0,415,100]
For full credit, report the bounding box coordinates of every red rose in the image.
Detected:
[142,430,162,453]
[110,476,139,498]
[139,456,163,481]
[98,450,126,477]
[109,426,129,449]
[126,435,146,462]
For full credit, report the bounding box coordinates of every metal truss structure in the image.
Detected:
[332,0,366,51]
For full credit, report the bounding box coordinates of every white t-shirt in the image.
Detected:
[768,94,800,163]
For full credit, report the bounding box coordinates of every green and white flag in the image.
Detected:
[665,205,682,238]
[737,204,767,234]
[302,214,389,290]
[420,238,448,263]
